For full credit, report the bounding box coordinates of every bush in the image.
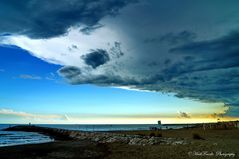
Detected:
[149,132,162,137]
[136,133,143,136]
[192,133,204,140]
[156,132,162,137]
[149,132,155,137]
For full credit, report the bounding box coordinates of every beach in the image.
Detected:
[0,125,238,159]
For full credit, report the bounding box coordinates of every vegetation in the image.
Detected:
[192,133,204,140]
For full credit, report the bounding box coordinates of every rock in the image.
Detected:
[139,139,148,145]
[69,131,79,138]
[128,138,142,145]
[105,137,118,143]
[93,137,101,142]
[148,137,160,145]
[172,140,184,145]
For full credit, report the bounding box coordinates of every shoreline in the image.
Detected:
[1,126,109,159]
[0,139,53,148]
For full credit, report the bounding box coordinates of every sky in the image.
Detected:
[0,0,239,124]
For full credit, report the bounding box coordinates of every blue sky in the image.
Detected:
[0,0,238,124]
[0,45,228,124]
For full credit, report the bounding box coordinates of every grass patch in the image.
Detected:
[192,133,204,140]
[149,132,162,137]
[149,132,155,137]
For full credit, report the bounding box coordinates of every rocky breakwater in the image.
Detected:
[73,132,189,146]
[4,126,190,146]
[4,125,73,141]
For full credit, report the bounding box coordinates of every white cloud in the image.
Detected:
[1,26,125,67]
[0,109,68,123]
[19,74,42,80]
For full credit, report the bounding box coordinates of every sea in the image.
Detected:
[0,123,196,147]
[0,124,53,147]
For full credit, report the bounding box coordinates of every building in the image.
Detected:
[158,120,161,125]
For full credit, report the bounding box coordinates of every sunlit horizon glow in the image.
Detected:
[1,117,239,125]
[1,100,238,124]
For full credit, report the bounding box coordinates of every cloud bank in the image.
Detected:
[0,0,136,38]
[0,109,68,123]
[1,0,239,116]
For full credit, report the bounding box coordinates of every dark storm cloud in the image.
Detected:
[82,49,110,68]
[145,31,197,45]
[225,106,239,117]
[164,31,239,108]
[80,24,104,35]
[178,112,190,119]
[0,0,136,38]
[59,30,239,116]
[170,31,239,62]
[58,65,140,85]
[210,113,224,119]
[58,66,81,80]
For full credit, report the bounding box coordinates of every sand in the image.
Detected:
[0,140,108,159]
[0,126,238,159]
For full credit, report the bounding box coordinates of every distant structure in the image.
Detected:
[158,120,161,125]
[149,120,162,130]
[202,121,239,130]
[157,120,162,129]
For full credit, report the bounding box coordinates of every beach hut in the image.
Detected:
[158,120,161,125]
[157,120,162,129]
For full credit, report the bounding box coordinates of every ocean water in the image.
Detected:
[37,124,192,131]
[39,124,161,131]
[0,123,195,147]
[0,124,53,147]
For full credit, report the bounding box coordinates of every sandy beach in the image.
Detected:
[0,126,238,159]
